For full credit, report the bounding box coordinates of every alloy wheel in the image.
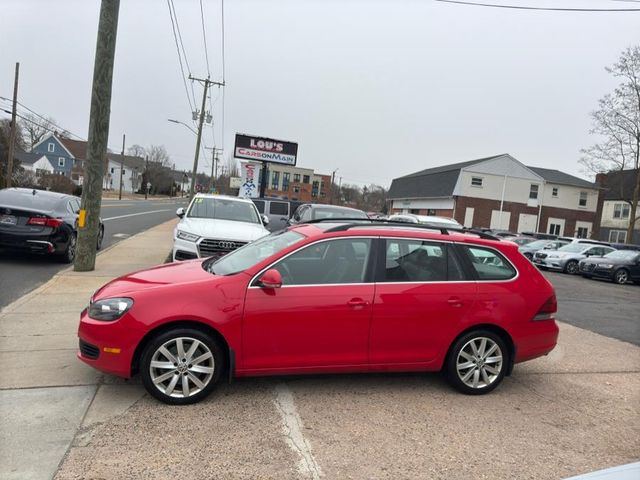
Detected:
[67,234,77,262]
[614,269,629,285]
[456,337,503,389]
[149,337,215,399]
[565,261,578,274]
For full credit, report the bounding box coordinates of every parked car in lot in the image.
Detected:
[387,214,463,228]
[251,198,302,232]
[579,249,640,284]
[0,188,104,263]
[78,220,558,404]
[508,236,537,246]
[519,239,571,260]
[288,203,368,225]
[533,242,616,274]
[172,194,269,261]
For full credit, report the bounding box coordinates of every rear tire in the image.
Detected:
[446,330,508,395]
[59,233,76,264]
[613,268,629,285]
[96,226,104,250]
[140,328,225,405]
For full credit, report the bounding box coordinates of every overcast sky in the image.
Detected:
[1,0,639,187]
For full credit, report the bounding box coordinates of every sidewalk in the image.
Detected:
[0,219,177,480]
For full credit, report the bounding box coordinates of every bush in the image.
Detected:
[39,174,76,194]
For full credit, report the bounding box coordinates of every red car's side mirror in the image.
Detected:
[259,269,282,289]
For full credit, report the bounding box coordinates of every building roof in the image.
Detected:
[15,151,44,166]
[106,152,146,170]
[58,137,87,159]
[600,168,639,201]
[388,154,507,199]
[388,154,597,200]
[527,166,595,189]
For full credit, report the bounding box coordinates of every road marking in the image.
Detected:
[273,383,323,479]
[112,233,130,238]
[103,209,171,221]
[101,204,136,208]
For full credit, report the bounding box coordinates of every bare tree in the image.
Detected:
[0,118,26,187]
[580,46,640,243]
[127,144,145,158]
[18,113,59,149]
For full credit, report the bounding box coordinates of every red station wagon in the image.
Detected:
[78,221,559,404]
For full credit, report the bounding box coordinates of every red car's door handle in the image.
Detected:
[347,298,369,308]
[448,297,463,308]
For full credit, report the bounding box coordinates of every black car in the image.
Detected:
[288,203,369,225]
[0,188,104,263]
[579,249,640,285]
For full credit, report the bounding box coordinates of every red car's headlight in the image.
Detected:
[88,298,133,321]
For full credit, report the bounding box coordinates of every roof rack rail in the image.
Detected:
[302,218,501,241]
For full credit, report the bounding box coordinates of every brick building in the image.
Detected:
[259,164,331,203]
[595,168,640,244]
[388,154,600,238]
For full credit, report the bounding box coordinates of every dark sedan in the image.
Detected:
[579,249,640,285]
[288,203,369,225]
[0,188,104,263]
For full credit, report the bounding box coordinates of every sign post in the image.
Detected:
[234,134,298,200]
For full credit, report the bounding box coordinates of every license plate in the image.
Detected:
[0,215,17,226]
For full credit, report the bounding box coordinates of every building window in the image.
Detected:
[552,187,558,197]
[48,143,55,152]
[293,173,301,183]
[549,223,561,236]
[427,209,436,215]
[609,230,627,243]
[410,209,421,214]
[282,172,290,192]
[312,180,319,197]
[613,203,630,219]
[529,184,539,200]
[303,175,310,184]
[579,192,588,207]
[271,171,280,190]
[576,227,589,238]
[110,167,114,174]
[293,186,300,193]
[58,157,65,167]
[471,177,483,187]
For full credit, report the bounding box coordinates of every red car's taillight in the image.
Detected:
[27,217,64,228]
[533,295,557,321]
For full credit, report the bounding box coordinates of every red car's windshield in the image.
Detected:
[204,230,305,275]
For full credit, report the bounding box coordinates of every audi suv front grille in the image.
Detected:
[535,252,547,260]
[198,239,247,259]
[580,263,595,272]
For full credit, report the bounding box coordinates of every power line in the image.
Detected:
[433,0,640,11]
[199,0,211,77]
[169,0,198,108]
[166,0,195,113]
[221,0,226,152]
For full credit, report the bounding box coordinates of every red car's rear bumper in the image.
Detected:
[512,319,559,363]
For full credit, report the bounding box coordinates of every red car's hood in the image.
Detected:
[92,260,214,300]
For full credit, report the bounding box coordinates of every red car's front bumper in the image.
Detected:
[77,308,142,378]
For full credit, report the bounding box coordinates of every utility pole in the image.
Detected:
[144,155,148,199]
[118,133,125,200]
[5,62,19,189]
[188,76,224,197]
[330,168,339,205]
[75,0,120,272]
[205,147,223,192]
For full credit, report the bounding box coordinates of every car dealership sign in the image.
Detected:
[234,134,298,166]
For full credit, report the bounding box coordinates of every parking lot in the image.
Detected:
[49,257,639,480]
[1,220,638,480]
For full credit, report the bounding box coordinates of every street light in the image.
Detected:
[167,118,197,136]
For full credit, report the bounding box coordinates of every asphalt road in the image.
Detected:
[543,270,640,346]
[0,197,188,310]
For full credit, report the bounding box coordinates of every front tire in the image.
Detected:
[613,268,629,285]
[96,226,104,250]
[140,328,225,405]
[564,260,579,275]
[446,330,508,395]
